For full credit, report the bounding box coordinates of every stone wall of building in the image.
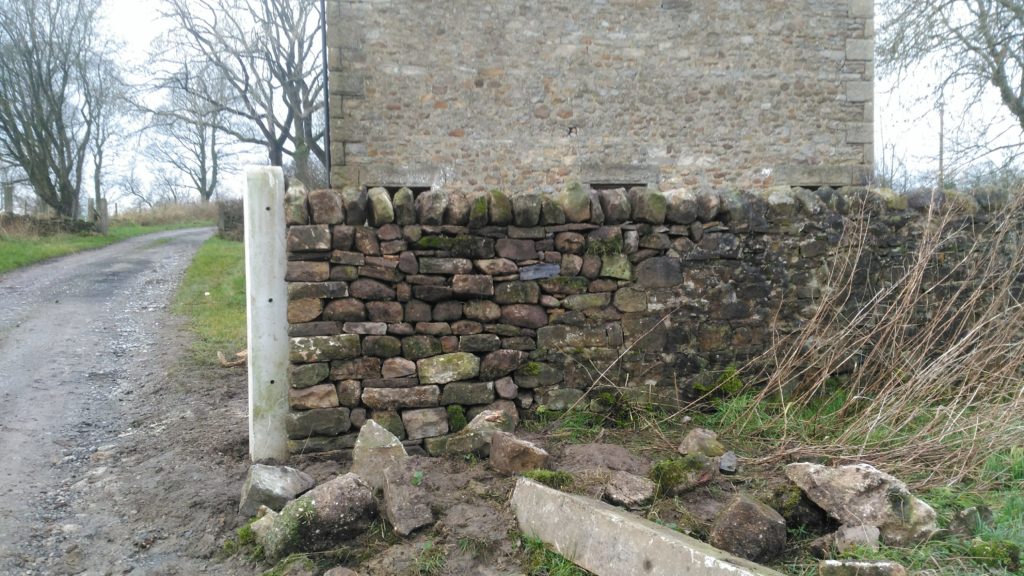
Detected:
[326,0,874,193]
[278,182,966,455]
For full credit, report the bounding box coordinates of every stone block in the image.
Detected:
[513,362,564,389]
[308,189,344,224]
[709,495,787,562]
[351,420,407,490]
[520,263,561,281]
[846,38,874,61]
[239,464,316,516]
[367,301,404,323]
[496,238,538,260]
[464,300,502,322]
[495,281,541,304]
[289,281,349,300]
[290,335,361,362]
[341,186,368,225]
[459,333,502,353]
[289,384,340,410]
[349,279,396,300]
[286,261,330,282]
[489,190,513,225]
[537,324,624,349]
[330,357,382,380]
[323,299,366,322]
[363,335,402,358]
[468,192,489,228]
[512,479,786,576]
[416,321,453,336]
[600,254,632,280]
[288,225,332,252]
[335,380,361,407]
[490,432,549,474]
[393,187,416,225]
[500,304,548,329]
[415,190,448,225]
[286,408,351,439]
[342,321,388,335]
[495,376,519,399]
[538,276,589,295]
[474,258,517,275]
[367,186,395,226]
[635,256,682,288]
[401,408,449,440]
[417,352,481,384]
[419,257,474,275]
[453,274,494,297]
[604,470,656,510]
[402,335,444,360]
[290,363,330,389]
[361,386,441,410]
[560,181,591,223]
[512,193,542,227]
[383,458,435,535]
[381,357,417,378]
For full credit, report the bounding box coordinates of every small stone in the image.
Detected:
[562,293,611,310]
[696,189,721,222]
[613,287,647,313]
[709,494,787,562]
[495,281,540,304]
[678,428,727,457]
[603,470,656,510]
[490,432,549,474]
[324,568,360,576]
[950,506,995,538]
[560,255,583,276]
[323,299,366,322]
[480,349,529,380]
[383,458,435,535]
[367,187,395,226]
[834,525,881,554]
[366,301,404,323]
[513,362,563,388]
[402,408,449,440]
[417,353,481,384]
[474,258,517,275]
[415,190,448,225]
[495,377,518,399]
[350,420,408,490]
[331,357,381,380]
[239,464,316,515]
[500,304,548,329]
[332,225,355,250]
[335,380,361,407]
[598,254,632,280]
[370,410,406,439]
[419,257,474,275]
[353,227,381,255]
[382,357,417,378]
[539,388,585,411]
[634,256,682,288]
[342,321,387,335]
[489,190,513,225]
[452,320,482,335]
[818,560,907,576]
[719,451,739,475]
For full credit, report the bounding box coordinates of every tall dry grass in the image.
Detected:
[732,190,1024,487]
[113,202,218,227]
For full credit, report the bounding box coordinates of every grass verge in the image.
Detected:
[173,237,246,364]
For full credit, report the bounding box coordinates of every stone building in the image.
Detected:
[326,0,874,193]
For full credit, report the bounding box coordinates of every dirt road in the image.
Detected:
[0,229,254,575]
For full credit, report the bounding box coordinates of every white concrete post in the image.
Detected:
[244,167,290,462]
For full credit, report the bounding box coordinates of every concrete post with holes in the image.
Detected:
[244,167,290,462]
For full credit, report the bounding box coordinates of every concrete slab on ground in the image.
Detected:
[511,478,786,576]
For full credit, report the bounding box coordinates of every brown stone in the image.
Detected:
[709,495,786,563]
[554,232,586,254]
[331,357,382,380]
[402,335,444,360]
[402,408,449,440]
[367,301,404,323]
[495,377,518,399]
[332,225,355,250]
[307,189,344,224]
[363,335,402,358]
[362,377,421,388]
[432,301,463,322]
[289,281,349,300]
[381,357,417,378]
[405,300,432,322]
[342,321,388,335]
[398,251,418,274]
[580,254,602,279]
[495,281,540,304]
[335,380,361,407]
[289,384,340,410]
[350,279,396,300]
[464,300,502,322]
[490,432,549,474]
[500,304,548,329]
[412,285,453,302]
[419,257,473,275]
[286,261,330,282]
[560,254,584,276]
[288,298,323,323]
[416,322,453,336]
[288,225,332,252]
[480,349,529,380]
[453,275,494,297]
[474,258,518,275]
[323,298,367,322]
[353,227,381,255]
[362,386,441,410]
[330,250,364,266]
[451,320,482,335]
[496,238,537,260]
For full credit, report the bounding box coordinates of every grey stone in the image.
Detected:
[631,189,667,224]
[393,187,416,225]
[678,428,727,457]
[719,452,739,475]
[417,352,481,384]
[402,335,443,360]
[833,524,880,554]
[600,254,632,280]
[350,420,408,490]
[381,357,417,378]
[445,191,471,225]
[560,181,591,222]
[415,190,448,225]
[519,263,561,281]
[603,470,656,510]
[490,432,549,474]
[239,464,316,516]
[709,495,786,563]
[540,193,566,225]
[474,258,518,275]
[288,225,331,252]
[489,190,513,225]
[480,349,529,379]
[784,463,939,546]
[513,362,564,389]
[665,189,698,224]
[540,388,585,411]
[285,184,310,225]
[383,458,435,535]
[289,384,340,410]
[367,187,395,226]
[286,408,351,439]
[341,186,368,225]
[597,188,631,224]
[259,473,376,561]
[512,478,787,576]
[441,381,495,405]
[459,333,502,353]
[402,407,449,440]
[495,376,519,399]
[423,408,516,457]
[361,386,440,410]
[513,193,543,226]
[290,363,330,388]
[635,256,682,288]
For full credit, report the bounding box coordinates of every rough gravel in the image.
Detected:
[0,228,255,575]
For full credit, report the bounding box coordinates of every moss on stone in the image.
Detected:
[649,456,710,496]
[968,538,1020,571]
[586,236,624,256]
[520,361,544,376]
[447,405,467,433]
[524,469,574,490]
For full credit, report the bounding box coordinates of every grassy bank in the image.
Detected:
[173,236,247,364]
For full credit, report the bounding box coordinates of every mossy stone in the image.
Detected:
[560,181,591,223]
[417,352,481,384]
[489,190,513,225]
[468,193,489,228]
[600,254,632,280]
[289,363,330,388]
[393,187,416,225]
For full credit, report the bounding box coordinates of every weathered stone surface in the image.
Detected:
[366,187,394,226]
[604,470,656,510]
[362,377,419,389]
[383,457,435,535]
[441,381,495,405]
[323,299,366,322]
[287,261,330,282]
[490,432,549,474]
[369,410,406,439]
[818,561,907,576]
[539,388,585,411]
[419,257,473,275]
[560,181,591,223]
[290,363,330,388]
[950,506,995,538]
[513,362,564,389]
[286,408,351,439]
[513,193,542,227]
[678,428,727,457]
[444,191,471,225]
[540,194,566,225]
[381,357,417,378]
[324,568,360,576]
[631,188,667,224]
[563,293,612,310]
[501,304,548,329]
[495,376,519,399]
[613,287,648,313]
[719,452,739,475]
[402,335,444,360]
[512,478,786,576]
[353,229,381,258]
[830,525,881,554]
[362,386,440,410]
[495,281,540,304]
[665,189,698,224]
[423,408,516,457]
[468,192,489,228]
[349,279,396,300]
[464,300,502,322]
[480,349,529,380]
[341,186,368,225]
[343,321,387,335]
[635,256,682,288]
[417,352,481,384]
[537,324,624,349]
[289,335,361,362]
[459,333,502,353]
[289,281,349,301]
[453,274,494,297]
[415,190,448,225]
[239,464,316,516]
[520,263,561,281]
[538,276,589,295]
[560,255,584,276]
[260,473,375,561]
[496,238,538,260]
[366,301,403,323]
[696,189,721,222]
[335,380,361,407]
[285,184,310,225]
[393,187,416,225]
[401,407,449,440]
[286,433,359,455]
[350,420,408,489]
[489,190,513,225]
[288,225,332,252]
[363,335,402,358]
[597,188,631,224]
[413,285,453,302]
[289,384,340,410]
[709,495,787,563]
[474,258,517,275]
[784,463,939,546]
[331,357,381,380]
[288,298,324,324]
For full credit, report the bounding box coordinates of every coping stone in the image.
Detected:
[511,478,785,576]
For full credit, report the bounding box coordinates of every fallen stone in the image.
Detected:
[239,464,316,516]
[784,463,938,546]
[818,560,907,576]
[950,506,995,538]
[490,431,549,474]
[423,408,516,457]
[512,478,786,576]
[350,420,407,490]
[678,428,727,457]
[603,470,656,510]
[382,457,435,536]
[708,495,787,563]
[719,451,739,475]
[259,473,376,561]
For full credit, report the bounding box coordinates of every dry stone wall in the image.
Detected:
[280,183,968,455]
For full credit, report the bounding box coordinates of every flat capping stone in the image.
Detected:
[511,478,786,576]
[773,164,871,187]
[582,163,659,187]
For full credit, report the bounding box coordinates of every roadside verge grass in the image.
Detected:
[173,237,246,364]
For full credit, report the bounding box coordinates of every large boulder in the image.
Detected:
[784,463,938,546]
[239,464,316,516]
[259,473,376,560]
[350,420,408,490]
[708,494,786,562]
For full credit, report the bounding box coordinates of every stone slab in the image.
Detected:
[511,478,785,576]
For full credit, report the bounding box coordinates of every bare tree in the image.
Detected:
[158,0,326,182]
[147,67,233,203]
[85,50,132,209]
[879,0,1024,160]
[0,0,106,219]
